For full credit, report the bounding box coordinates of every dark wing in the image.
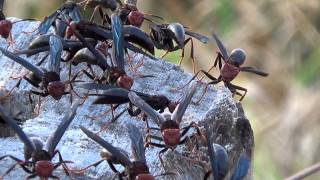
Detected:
[48,35,63,74]
[185,31,209,44]
[45,100,81,155]
[60,14,110,71]
[80,126,132,167]
[111,14,125,70]
[69,4,81,22]
[128,92,165,126]
[204,125,216,180]
[240,66,269,77]
[38,11,59,35]
[0,105,36,152]
[230,153,250,180]
[91,88,130,104]
[0,0,4,12]
[0,47,44,79]
[172,81,197,123]
[123,25,155,55]
[77,83,119,91]
[213,144,229,180]
[212,32,229,61]
[127,124,146,163]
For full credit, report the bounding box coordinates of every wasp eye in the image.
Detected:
[229,48,246,66]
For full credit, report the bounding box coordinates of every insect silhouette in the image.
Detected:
[128,81,202,169]
[78,83,177,131]
[149,22,209,73]
[0,35,83,107]
[0,100,80,179]
[78,124,173,179]
[180,32,268,102]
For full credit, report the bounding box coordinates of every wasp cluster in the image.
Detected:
[0,0,267,179]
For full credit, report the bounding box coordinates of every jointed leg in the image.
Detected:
[69,159,104,175]
[158,148,169,171]
[213,52,224,70]
[85,104,119,121]
[0,78,22,100]
[160,50,169,58]
[97,108,126,134]
[226,82,247,101]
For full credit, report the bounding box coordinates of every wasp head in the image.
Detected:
[229,48,246,66]
[167,23,185,49]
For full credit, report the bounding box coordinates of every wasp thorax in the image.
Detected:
[35,160,55,178]
[229,48,246,66]
[117,75,133,90]
[128,11,144,27]
[167,23,185,48]
[162,129,180,148]
[0,20,12,39]
[136,173,155,180]
[48,81,65,100]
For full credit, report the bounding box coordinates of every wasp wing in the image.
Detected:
[77,83,118,91]
[45,100,81,155]
[204,125,217,180]
[212,32,229,61]
[111,14,125,70]
[38,11,59,34]
[240,66,269,77]
[0,0,4,13]
[186,31,209,44]
[91,88,130,104]
[48,35,63,74]
[0,105,36,153]
[0,47,44,79]
[231,153,250,180]
[172,81,197,124]
[128,92,165,126]
[127,124,146,163]
[123,25,155,55]
[80,126,132,167]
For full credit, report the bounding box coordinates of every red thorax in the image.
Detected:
[48,81,65,100]
[221,63,240,82]
[128,11,144,27]
[136,173,155,180]
[162,129,180,148]
[117,75,133,90]
[35,160,55,178]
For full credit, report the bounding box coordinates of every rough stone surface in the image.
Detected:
[0,18,253,180]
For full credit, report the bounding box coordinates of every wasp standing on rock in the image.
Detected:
[0,101,80,179]
[149,22,209,74]
[0,35,82,112]
[78,83,177,131]
[129,81,203,169]
[78,124,174,179]
[179,32,268,102]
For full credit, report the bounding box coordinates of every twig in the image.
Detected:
[285,162,320,180]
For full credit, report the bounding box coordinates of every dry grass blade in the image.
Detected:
[285,162,320,180]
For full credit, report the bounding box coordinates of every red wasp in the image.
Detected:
[0,101,81,179]
[129,81,203,169]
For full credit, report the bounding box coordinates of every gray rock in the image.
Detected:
[0,18,253,180]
